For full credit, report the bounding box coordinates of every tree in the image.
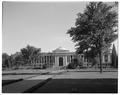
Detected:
[67,2,118,73]
[12,52,24,68]
[2,53,10,68]
[21,45,41,65]
[111,44,117,68]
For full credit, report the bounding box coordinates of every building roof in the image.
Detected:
[52,47,70,53]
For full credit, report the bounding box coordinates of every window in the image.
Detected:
[45,56,46,63]
[104,54,108,62]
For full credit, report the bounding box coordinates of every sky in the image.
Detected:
[2,1,118,55]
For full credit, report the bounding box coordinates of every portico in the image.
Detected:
[52,47,75,67]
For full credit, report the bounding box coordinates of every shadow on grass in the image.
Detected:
[2,79,23,86]
[2,79,117,93]
[33,78,118,93]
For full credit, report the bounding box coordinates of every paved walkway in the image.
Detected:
[2,70,65,80]
[54,72,118,79]
[2,75,38,80]
[67,68,118,72]
[2,68,118,74]
[2,69,50,75]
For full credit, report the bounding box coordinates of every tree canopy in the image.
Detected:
[67,2,118,72]
[2,45,41,69]
[2,53,10,67]
[21,45,41,64]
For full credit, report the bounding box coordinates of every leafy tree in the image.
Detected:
[2,53,10,68]
[8,55,16,68]
[12,52,24,68]
[67,2,118,72]
[21,45,41,65]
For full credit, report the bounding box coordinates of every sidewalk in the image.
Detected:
[67,68,118,72]
[2,69,50,75]
[54,72,118,79]
[2,68,118,75]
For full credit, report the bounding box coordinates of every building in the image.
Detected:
[33,47,112,69]
[94,48,112,68]
[33,47,82,68]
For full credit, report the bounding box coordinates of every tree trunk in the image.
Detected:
[99,51,102,73]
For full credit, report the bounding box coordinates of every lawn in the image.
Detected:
[33,79,117,93]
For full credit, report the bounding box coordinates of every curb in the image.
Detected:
[23,78,52,93]
[2,79,23,86]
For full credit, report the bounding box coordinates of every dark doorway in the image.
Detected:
[59,57,63,66]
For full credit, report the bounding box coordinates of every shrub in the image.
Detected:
[67,58,78,69]
[42,63,47,69]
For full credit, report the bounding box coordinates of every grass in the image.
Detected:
[33,79,118,93]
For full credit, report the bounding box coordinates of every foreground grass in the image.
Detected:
[33,79,117,93]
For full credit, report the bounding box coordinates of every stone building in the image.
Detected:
[94,49,112,68]
[33,47,112,68]
[33,47,80,68]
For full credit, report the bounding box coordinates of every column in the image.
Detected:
[55,56,57,67]
[55,56,59,67]
[65,56,68,66]
[49,56,50,63]
[53,56,55,65]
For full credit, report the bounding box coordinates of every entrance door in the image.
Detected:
[59,57,63,66]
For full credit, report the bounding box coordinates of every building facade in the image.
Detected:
[94,49,112,68]
[33,47,112,68]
